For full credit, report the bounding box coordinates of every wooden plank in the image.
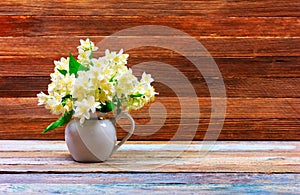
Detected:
[0,173,299,194]
[1,97,298,140]
[1,56,299,98]
[0,118,299,140]
[1,149,299,158]
[1,140,299,151]
[0,37,299,57]
[0,16,299,37]
[1,97,299,120]
[0,0,299,17]
[0,173,298,185]
[0,182,299,194]
[1,56,300,78]
[0,141,299,173]
[1,76,299,98]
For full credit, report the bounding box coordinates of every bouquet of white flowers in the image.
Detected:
[37,38,157,133]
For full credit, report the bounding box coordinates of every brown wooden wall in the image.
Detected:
[0,0,299,140]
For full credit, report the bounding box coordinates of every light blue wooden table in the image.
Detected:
[0,141,299,194]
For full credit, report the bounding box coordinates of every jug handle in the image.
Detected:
[112,112,135,153]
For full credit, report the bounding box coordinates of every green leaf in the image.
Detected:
[41,111,73,134]
[100,102,115,113]
[89,39,93,60]
[61,94,72,107]
[69,53,80,75]
[129,93,143,98]
[69,53,88,76]
[62,94,72,100]
[78,64,89,72]
[109,74,115,82]
[57,69,67,76]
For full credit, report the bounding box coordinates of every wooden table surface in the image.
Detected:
[0,140,299,194]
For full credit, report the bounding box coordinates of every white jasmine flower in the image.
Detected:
[91,57,106,68]
[46,93,65,115]
[114,49,129,66]
[48,71,75,97]
[64,98,73,112]
[105,49,117,62]
[97,80,115,103]
[37,92,49,106]
[87,96,100,113]
[77,38,98,51]
[74,99,90,124]
[101,66,115,80]
[54,57,69,71]
[89,65,104,82]
[116,69,138,97]
[78,48,92,67]
[74,96,100,124]
[140,72,154,84]
[72,71,91,100]
[63,74,76,94]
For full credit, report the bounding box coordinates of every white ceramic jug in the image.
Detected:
[65,112,135,162]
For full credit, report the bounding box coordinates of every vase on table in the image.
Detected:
[65,111,135,162]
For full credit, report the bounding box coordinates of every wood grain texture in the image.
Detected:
[0,97,299,140]
[0,140,299,173]
[0,0,299,140]
[1,55,300,98]
[1,76,299,98]
[1,56,299,77]
[2,97,299,119]
[1,118,300,140]
[1,173,298,185]
[0,173,299,194]
[0,37,299,57]
[0,16,299,37]
[0,0,299,17]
